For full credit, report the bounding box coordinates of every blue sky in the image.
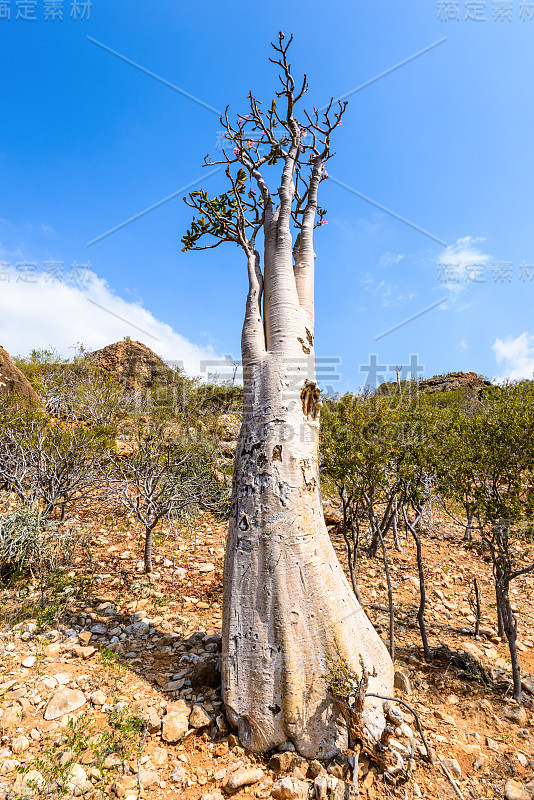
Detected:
[1,0,534,390]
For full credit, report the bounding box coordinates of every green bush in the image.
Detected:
[0,504,76,578]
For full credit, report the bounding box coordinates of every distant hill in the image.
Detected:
[0,345,42,407]
[419,371,492,395]
[90,340,174,390]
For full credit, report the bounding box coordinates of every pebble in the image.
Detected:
[393,669,412,694]
[270,776,309,799]
[11,736,29,754]
[226,767,264,790]
[189,704,212,729]
[21,656,36,668]
[138,770,159,788]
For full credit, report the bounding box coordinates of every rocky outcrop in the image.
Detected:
[0,346,42,407]
[419,371,491,395]
[89,340,173,390]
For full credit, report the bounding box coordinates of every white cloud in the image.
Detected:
[493,332,534,381]
[457,339,468,351]
[436,235,491,296]
[0,265,219,376]
[378,252,405,268]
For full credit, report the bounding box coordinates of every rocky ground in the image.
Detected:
[0,509,533,800]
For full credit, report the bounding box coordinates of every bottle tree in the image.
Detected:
[182,33,393,758]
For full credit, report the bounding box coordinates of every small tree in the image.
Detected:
[103,419,227,573]
[437,382,534,700]
[0,404,109,521]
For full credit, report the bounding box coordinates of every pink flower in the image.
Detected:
[336,121,342,126]
[233,148,241,156]
[251,189,256,195]
[322,170,328,179]
[321,220,328,225]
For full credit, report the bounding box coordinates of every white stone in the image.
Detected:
[44,688,86,721]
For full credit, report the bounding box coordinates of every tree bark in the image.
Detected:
[144,524,153,574]
[222,220,393,758]
[402,504,431,662]
[495,575,522,701]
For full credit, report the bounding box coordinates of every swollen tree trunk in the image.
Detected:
[222,215,393,757]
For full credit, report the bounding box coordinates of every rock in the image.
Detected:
[503,704,528,725]
[151,747,167,767]
[308,761,324,779]
[169,766,187,786]
[419,371,492,397]
[314,774,328,800]
[323,497,343,527]
[125,621,150,637]
[78,631,92,646]
[21,656,36,668]
[138,770,159,789]
[521,676,534,695]
[226,767,265,790]
[175,567,187,581]
[91,690,107,706]
[384,702,404,726]
[189,704,211,729]
[331,781,357,800]
[67,763,87,793]
[269,752,295,772]
[271,777,309,799]
[162,712,189,743]
[103,754,121,769]
[486,737,500,752]
[142,706,161,734]
[53,672,72,686]
[461,642,484,659]
[11,736,29,754]
[517,753,528,767]
[442,758,461,779]
[91,623,107,635]
[1,705,22,730]
[393,670,411,695]
[504,779,530,800]
[44,688,86,720]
